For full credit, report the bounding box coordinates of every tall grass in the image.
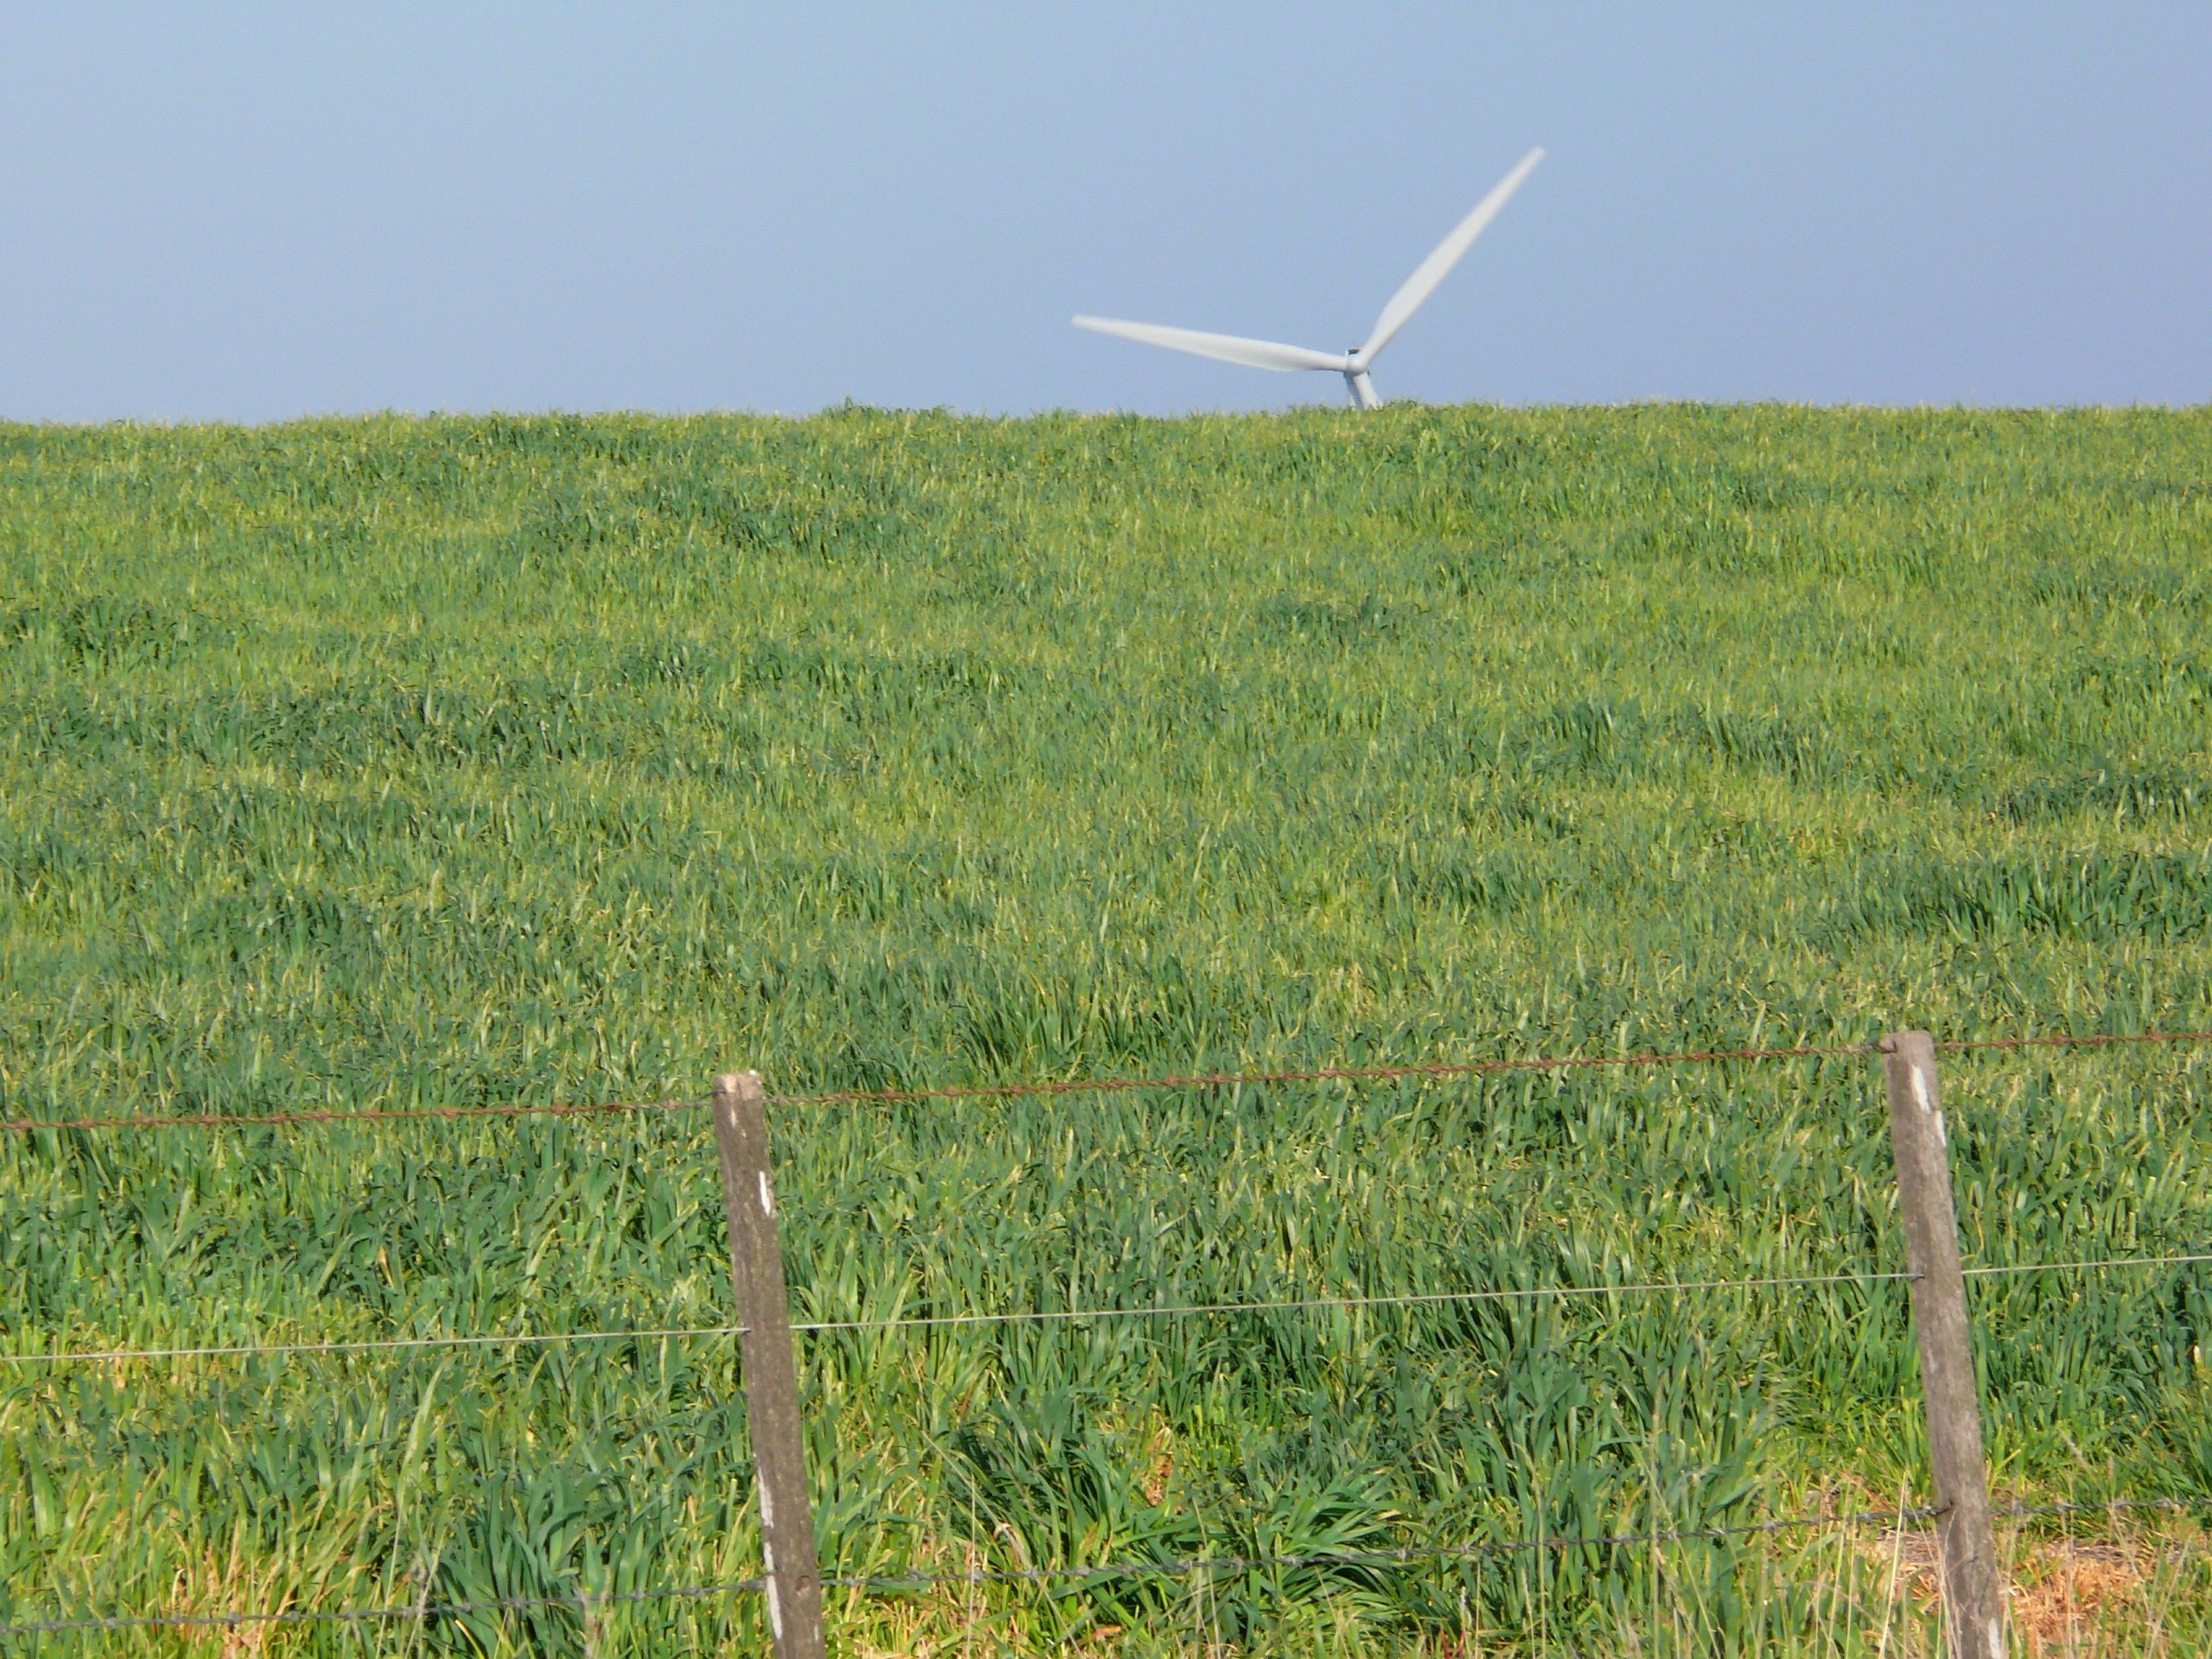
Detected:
[2,406,2209,1652]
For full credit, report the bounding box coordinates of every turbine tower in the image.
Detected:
[1075,148,1543,409]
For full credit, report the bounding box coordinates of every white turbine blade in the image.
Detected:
[1358,146,1543,362]
[1074,315,1347,374]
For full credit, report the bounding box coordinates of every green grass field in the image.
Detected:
[3,405,2210,1653]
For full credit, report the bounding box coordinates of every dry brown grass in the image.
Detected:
[1841,1511,2209,1659]
[160,1546,284,1658]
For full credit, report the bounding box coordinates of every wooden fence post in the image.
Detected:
[713,1070,828,1659]
[1881,1032,2003,1659]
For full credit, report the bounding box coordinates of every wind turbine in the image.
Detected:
[1075,148,1544,409]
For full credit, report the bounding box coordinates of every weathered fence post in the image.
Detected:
[1881,1032,2003,1659]
[713,1070,828,1659]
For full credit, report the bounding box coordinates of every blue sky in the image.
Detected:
[2,4,2206,420]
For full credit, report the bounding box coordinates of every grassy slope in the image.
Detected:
[2,406,2210,1653]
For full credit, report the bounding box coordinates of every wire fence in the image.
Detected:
[7,1495,2210,1641]
[6,1028,2210,1643]
[6,1026,2208,1135]
[12,1253,2212,1370]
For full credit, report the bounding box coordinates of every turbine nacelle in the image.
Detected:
[1074,146,1543,409]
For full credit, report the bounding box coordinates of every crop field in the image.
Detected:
[2,406,2211,1653]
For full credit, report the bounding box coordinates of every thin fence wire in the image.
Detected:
[12,1252,2210,1370]
[6,1495,2207,1640]
[6,1027,2207,1135]
[6,1033,2209,1638]
[1965,1252,2212,1281]
[0,1096,702,1134]
[0,1322,749,1368]
[1939,1030,2212,1057]
[831,1495,2212,1595]
[0,1578,768,1639]
[777,1043,1868,1108]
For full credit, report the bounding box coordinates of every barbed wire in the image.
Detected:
[6,1032,2206,1637]
[0,1043,1858,1134]
[0,1576,766,1638]
[849,1495,2212,1596]
[774,1042,1868,1109]
[833,1493,2212,1595]
[8,1495,2207,1639]
[13,1251,2210,1370]
[0,1322,748,1367]
[843,1503,1961,1596]
[0,1096,702,1134]
[6,1027,2206,1136]
[2007,1495,2212,1522]
[1941,1030,2212,1057]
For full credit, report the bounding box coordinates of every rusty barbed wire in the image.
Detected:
[9,1494,2210,1639]
[3,1028,2204,1135]
[0,1096,703,1134]
[1940,1029,2212,1055]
